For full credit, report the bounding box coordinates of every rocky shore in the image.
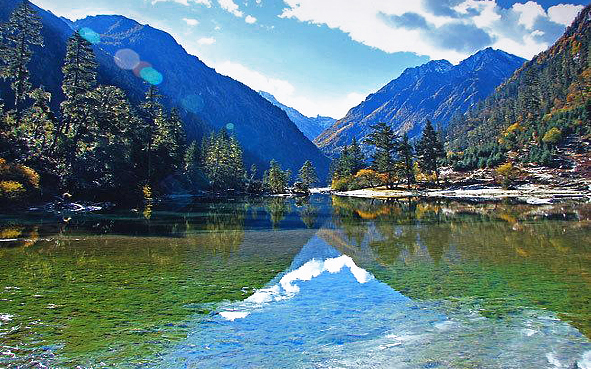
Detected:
[332,183,591,204]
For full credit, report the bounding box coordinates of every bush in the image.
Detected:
[542,127,562,145]
[0,181,26,200]
[495,162,519,189]
[0,158,40,203]
[354,169,383,188]
[331,172,385,191]
[331,176,355,191]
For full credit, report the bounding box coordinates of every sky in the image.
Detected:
[35,0,588,119]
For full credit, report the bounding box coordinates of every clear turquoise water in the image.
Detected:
[0,196,590,368]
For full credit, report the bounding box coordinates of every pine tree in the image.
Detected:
[183,140,199,187]
[58,31,97,146]
[416,120,445,184]
[61,32,97,99]
[332,145,351,179]
[298,160,318,189]
[227,134,245,188]
[397,133,414,189]
[152,106,186,177]
[19,87,55,157]
[137,85,165,183]
[201,129,246,190]
[0,0,44,112]
[349,137,365,174]
[69,85,138,191]
[364,122,398,188]
[264,159,289,194]
[167,108,186,164]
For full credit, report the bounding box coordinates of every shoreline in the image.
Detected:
[331,183,591,204]
[3,183,590,214]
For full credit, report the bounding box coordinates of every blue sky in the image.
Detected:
[36,0,588,118]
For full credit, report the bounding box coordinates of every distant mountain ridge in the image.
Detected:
[315,48,526,155]
[259,91,335,141]
[0,1,330,181]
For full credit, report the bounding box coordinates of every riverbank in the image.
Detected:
[333,182,591,204]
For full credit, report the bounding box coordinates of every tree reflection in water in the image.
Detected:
[328,197,591,338]
[265,197,291,229]
[295,197,318,229]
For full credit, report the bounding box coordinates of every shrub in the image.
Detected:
[542,127,562,145]
[331,172,384,192]
[331,176,355,191]
[354,169,383,188]
[0,158,40,203]
[16,165,40,188]
[0,181,26,200]
[0,159,39,188]
[495,162,519,189]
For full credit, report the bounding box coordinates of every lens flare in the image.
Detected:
[114,49,140,70]
[181,94,205,114]
[79,27,100,44]
[140,67,163,85]
[133,61,152,78]
[226,123,235,130]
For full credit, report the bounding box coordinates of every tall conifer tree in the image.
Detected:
[365,122,398,188]
[397,133,414,189]
[59,31,97,141]
[298,160,318,189]
[416,120,445,184]
[0,0,43,112]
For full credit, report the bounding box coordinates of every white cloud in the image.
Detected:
[197,37,216,45]
[547,4,584,26]
[245,15,257,24]
[279,0,466,63]
[218,0,243,17]
[214,61,367,118]
[183,18,199,26]
[279,0,584,63]
[512,1,546,29]
[455,0,500,28]
[151,0,212,6]
[216,61,295,97]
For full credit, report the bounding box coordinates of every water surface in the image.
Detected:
[0,196,590,368]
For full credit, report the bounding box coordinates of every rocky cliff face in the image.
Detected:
[315,48,525,156]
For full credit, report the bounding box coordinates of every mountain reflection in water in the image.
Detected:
[160,236,591,369]
[1,196,590,368]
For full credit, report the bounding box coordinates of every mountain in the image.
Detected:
[0,0,330,181]
[446,5,590,150]
[445,4,590,173]
[315,48,526,156]
[259,91,336,141]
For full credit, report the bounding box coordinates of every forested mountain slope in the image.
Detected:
[316,48,525,156]
[0,0,330,180]
[445,4,590,173]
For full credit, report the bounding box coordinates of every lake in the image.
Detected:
[0,195,590,368]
